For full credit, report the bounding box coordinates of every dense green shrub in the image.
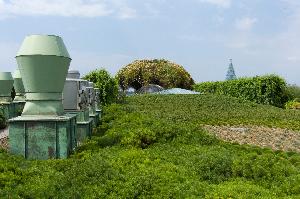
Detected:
[193,75,290,108]
[116,59,195,90]
[0,110,6,129]
[83,69,119,107]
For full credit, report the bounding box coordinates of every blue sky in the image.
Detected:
[0,0,300,84]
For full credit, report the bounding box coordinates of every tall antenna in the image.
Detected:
[226,59,237,80]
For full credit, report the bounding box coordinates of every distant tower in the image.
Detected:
[226,59,237,80]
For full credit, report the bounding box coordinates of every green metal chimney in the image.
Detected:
[0,72,13,102]
[9,35,77,159]
[12,69,26,116]
[0,72,15,119]
[16,35,71,116]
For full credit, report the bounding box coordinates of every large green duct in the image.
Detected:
[16,35,71,116]
[0,72,14,102]
[13,69,25,101]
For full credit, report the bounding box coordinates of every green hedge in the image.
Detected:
[193,75,290,108]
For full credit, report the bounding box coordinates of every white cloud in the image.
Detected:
[118,6,137,19]
[235,17,257,31]
[0,0,137,19]
[198,0,231,8]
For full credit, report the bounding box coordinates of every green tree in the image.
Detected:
[83,69,119,107]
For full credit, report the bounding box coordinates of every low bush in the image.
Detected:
[285,100,300,109]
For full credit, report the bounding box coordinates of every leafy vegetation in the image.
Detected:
[193,75,290,108]
[0,111,6,129]
[1,94,300,198]
[285,100,300,109]
[83,69,119,107]
[116,59,195,90]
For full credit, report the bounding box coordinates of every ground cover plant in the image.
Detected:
[1,94,300,198]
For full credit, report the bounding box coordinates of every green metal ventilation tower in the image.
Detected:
[9,35,77,160]
[12,69,26,116]
[0,72,15,120]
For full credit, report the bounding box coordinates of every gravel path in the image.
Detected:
[203,125,300,153]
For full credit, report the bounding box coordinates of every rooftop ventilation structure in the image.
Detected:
[16,35,71,116]
[94,87,101,123]
[12,69,26,117]
[63,70,88,111]
[0,72,13,103]
[63,69,93,144]
[9,35,77,159]
[86,82,100,126]
[87,82,96,115]
[0,72,15,119]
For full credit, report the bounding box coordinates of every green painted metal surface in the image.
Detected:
[9,34,76,160]
[13,69,26,102]
[0,72,13,102]
[16,35,71,116]
[16,34,70,57]
[90,112,100,127]
[66,108,90,123]
[66,109,93,144]
[76,119,93,145]
[9,115,77,159]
